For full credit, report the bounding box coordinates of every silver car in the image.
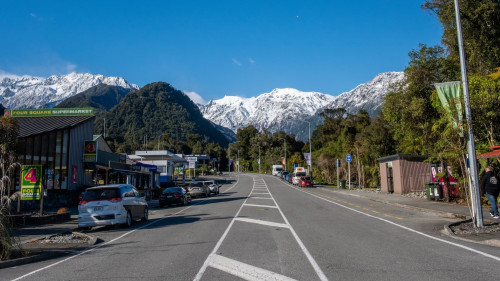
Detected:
[187,182,210,198]
[78,184,148,230]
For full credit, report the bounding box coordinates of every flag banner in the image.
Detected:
[435,81,463,137]
[257,157,260,164]
[304,153,311,166]
[229,159,233,166]
[281,157,285,165]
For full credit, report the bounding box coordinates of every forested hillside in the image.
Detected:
[103,82,229,154]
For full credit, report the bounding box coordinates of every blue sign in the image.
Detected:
[346,154,351,162]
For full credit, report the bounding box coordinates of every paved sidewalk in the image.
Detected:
[317,186,500,246]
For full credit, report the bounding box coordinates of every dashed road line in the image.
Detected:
[234,217,290,228]
[244,203,279,209]
[207,253,298,281]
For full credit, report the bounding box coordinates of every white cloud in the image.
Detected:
[183,91,206,105]
[66,63,77,72]
[232,58,242,67]
[249,58,255,64]
[30,13,44,21]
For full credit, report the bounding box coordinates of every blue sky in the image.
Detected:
[0,1,442,104]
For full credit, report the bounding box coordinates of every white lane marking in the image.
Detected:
[262,178,329,281]
[207,253,297,281]
[12,176,242,281]
[286,183,500,263]
[193,182,251,280]
[244,203,279,209]
[251,192,270,195]
[249,196,273,200]
[234,217,290,229]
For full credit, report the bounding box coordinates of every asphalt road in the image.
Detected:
[3,173,500,281]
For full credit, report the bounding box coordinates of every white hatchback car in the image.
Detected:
[78,184,148,230]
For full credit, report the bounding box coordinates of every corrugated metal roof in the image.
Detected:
[16,115,95,138]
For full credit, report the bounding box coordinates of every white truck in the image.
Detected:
[272,165,283,176]
[292,167,307,185]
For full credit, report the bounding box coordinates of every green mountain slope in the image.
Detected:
[104,82,229,153]
[55,84,133,116]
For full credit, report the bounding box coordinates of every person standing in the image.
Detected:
[480,166,500,219]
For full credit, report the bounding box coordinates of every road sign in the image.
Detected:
[346,154,351,162]
[187,157,197,162]
[336,159,341,167]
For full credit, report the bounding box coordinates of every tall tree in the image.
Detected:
[423,0,500,75]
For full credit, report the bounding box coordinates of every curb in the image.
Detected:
[443,219,500,248]
[0,231,98,269]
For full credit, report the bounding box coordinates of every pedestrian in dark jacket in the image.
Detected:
[480,166,500,218]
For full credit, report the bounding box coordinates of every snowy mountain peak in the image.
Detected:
[0,72,139,109]
[201,71,405,141]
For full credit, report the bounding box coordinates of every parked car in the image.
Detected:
[159,187,191,207]
[78,184,148,230]
[208,183,220,195]
[281,172,289,180]
[187,182,210,198]
[202,180,220,195]
[299,176,313,188]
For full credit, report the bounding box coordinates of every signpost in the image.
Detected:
[346,154,351,189]
[21,165,43,215]
[187,157,197,179]
[336,159,341,188]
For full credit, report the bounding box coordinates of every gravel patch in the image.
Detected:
[23,231,96,249]
[450,221,500,235]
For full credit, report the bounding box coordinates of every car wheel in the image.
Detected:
[159,203,164,208]
[142,207,148,221]
[123,211,132,228]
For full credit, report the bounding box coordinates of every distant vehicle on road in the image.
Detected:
[159,187,192,207]
[78,184,148,230]
[292,167,307,185]
[272,165,283,176]
[187,182,210,198]
[299,177,313,188]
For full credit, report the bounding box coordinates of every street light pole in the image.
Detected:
[454,0,483,227]
[258,146,261,174]
[307,121,312,179]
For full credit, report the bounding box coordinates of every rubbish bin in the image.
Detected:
[425,183,437,200]
[435,184,444,200]
[341,180,347,189]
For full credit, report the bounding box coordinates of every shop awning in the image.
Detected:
[476,146,500,159]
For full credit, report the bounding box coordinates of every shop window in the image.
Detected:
[54,131,63,189]
[17,138,26,164]
[41,134,48,165]
[33,135,41,164]
[25,137,33,164]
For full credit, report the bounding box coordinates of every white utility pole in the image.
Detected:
[454,0,483,227]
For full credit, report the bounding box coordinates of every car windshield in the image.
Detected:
[82,188,120,201]
[303,177,311,181]
[163,187,182,193]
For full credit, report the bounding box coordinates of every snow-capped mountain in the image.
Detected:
[0,72,139,109]
[200,88,335,136]
[201,71,405,141]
